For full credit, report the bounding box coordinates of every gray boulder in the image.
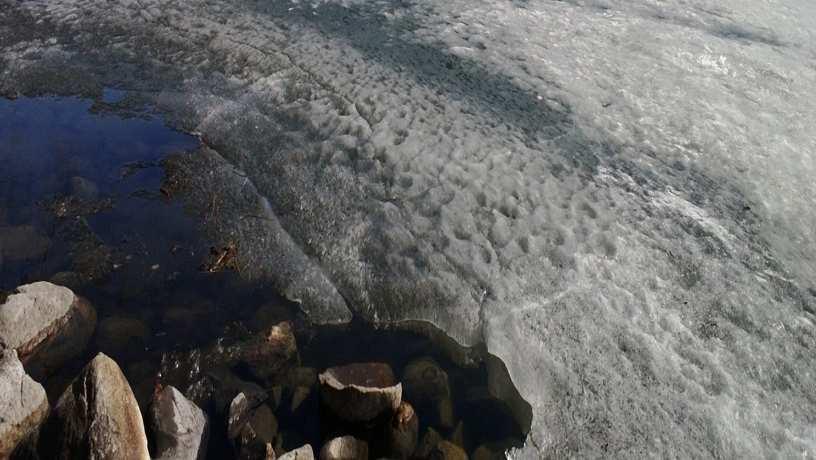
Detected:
[0,349,48,458]
[150,385,209,460]
[41,353,150,460]
[0,282,96,379]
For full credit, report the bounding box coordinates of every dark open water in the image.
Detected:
[0,95,525,458]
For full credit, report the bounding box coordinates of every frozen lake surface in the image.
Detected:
[1,0,815,457]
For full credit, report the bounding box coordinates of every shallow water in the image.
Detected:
[0,95,526,458]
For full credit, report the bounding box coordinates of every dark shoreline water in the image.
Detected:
[0,95,527,458]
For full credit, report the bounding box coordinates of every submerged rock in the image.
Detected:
[319,436,368,460]
[288,367,317,412]
[279,444,314,460]
[319,362,402,422]
[48,271,85,291]
[41,353,150,460]
[450,421,465,448]
[0,349,48,458]
[96,316,150,357]
[150,385,209,460]
[436,396,456,430]
[471,445,504,460]
[0,225,49,262]
[415,428,443,459]
[0,281,97,378]
[228,392,278,460]
[431,441,468,460]
[386,401,419,459]
[240,321,299,385]
[70,176,99,201]
[402,357,450,405]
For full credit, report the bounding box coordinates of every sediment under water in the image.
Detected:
[0,94,528,458]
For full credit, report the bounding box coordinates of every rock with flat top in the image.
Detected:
[40,353,150,460]
[0,281,97,379]
[0,349,48,458]
[319,362,402,422]
[150,385,209,460]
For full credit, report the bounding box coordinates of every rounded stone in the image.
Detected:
[0,282,97,379]
[402,357,450,405]
[319,436,368,460]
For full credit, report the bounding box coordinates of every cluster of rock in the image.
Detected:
[0,281,507,459]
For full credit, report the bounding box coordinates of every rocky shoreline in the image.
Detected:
[1,282,518,459]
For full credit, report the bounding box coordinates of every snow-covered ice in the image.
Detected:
[1,0,815,456]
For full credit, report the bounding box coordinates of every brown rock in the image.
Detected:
[471,445,504,460]
[240,321,299,385]
[41,353,150,460]
[319,362,402,422]
[402,357,450,405]
[386,401,419,459]
[432,441,468,460]
[437,396,456,430]
[288,367,317,412]
[228,392,278,460]
[0,349,49,458]
[0,282,97,379]
[291,386,311,412]
[451,421,465,448]
[319,436,368,460]
[415,428,443,459]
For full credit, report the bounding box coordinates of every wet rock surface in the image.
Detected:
[0,349,48,458]
[41,353,150,460]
